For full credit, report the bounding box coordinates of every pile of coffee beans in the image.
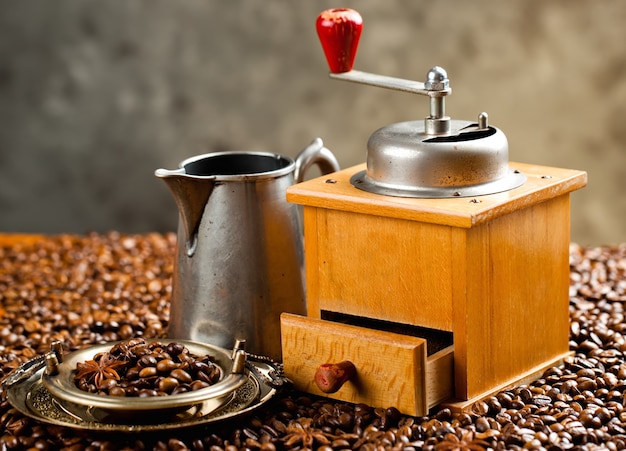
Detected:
[1,234,626,450]
[73,338,221,397]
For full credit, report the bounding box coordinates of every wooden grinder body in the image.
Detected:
[281,161,587,415]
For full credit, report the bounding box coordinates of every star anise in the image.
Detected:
[434,431,491,451]
[282,417,337,449]
[74,351,129,389]
[109,337,146,361]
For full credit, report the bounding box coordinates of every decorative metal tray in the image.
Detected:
[42,340,248,415]
[4,341,278,432]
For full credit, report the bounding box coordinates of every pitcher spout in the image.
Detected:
[155,168,215,257]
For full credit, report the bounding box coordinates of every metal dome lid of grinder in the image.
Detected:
[316,8,526,198]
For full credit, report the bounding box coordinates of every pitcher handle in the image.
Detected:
[294,138,340,183]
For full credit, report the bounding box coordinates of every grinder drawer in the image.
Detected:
[281,313,454,416]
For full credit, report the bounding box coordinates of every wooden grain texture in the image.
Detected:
[425,346,455,407]
[303,198,572,400]
[452,194,572,399]
[442,352,572,414]
[287,162,587,228]
[288,162,585,406]
[303,207,455,331]
[281,313,428,415]
[303,209,321,318]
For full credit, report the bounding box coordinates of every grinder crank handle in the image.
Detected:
[316,8,451,97]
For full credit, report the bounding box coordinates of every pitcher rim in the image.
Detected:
[178,151,296,180]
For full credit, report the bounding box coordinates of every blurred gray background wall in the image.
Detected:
[0,0,624,245]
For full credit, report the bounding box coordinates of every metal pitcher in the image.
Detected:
[155,138,339,361]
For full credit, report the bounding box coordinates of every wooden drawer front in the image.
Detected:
[281,313,453,416]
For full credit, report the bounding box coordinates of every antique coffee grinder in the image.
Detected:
[280,9,587,415]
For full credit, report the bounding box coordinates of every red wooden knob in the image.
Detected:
[316,8,363,73]
[314,360,356,393]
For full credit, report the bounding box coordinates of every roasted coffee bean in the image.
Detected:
[167,439,188,451]
[170,368,193,384]
[138,366,158,378]
[197,369,219,384]
[137,355,158,368]
[137,389,159,397]
[108,386,126,397]
[71,338,221,397]
[158,377,180,394]
[157,358,178,373]
[171,385,191,395]
[190,380,210,391]
[125,366,141,380]
[167,342,185,356]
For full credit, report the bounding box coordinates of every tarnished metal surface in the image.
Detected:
[351,119,525,198]
[42,339,248,415]
[5,345,277,432]
[156,139,339,360]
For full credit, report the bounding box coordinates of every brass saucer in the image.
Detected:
[6,359,276,432]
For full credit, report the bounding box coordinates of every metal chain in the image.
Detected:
[1,354,48,389]
[245,352,292,390]
[1,341,63,390]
